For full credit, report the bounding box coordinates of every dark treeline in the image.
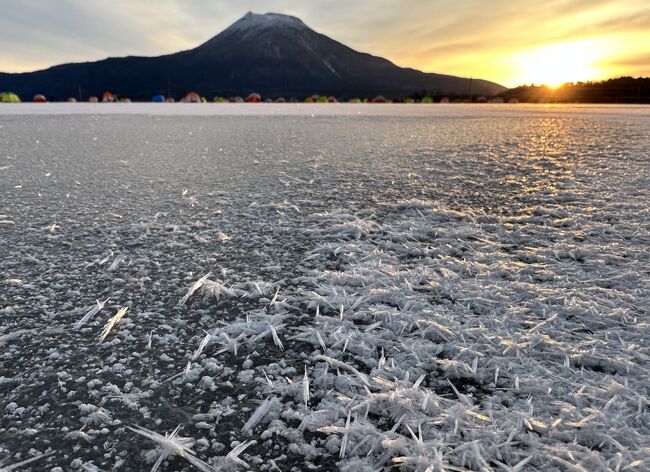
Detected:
[499,77,650,103]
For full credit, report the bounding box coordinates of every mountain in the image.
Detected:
[0,12,506,101]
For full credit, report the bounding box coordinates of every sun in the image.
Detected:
[516,41,604,87]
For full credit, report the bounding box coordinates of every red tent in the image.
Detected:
[181,92,201,103]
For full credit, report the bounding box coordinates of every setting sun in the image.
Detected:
[515,41,606,87]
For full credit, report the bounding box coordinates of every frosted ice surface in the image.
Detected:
[0,105,649,470]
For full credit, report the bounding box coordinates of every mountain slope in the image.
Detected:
[0,12,505,100]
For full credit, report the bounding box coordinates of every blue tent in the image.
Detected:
[152,95,165,103]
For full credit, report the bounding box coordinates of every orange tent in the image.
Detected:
[102,91,115,102]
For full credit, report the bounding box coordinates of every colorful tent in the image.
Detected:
[181,92,201,103]
[246,93,262,103]
[328,96,338,103]
[102,91,115,102]
[372,96,387,103]
[152,95,165,103]
[1,92,21,103]
[33,94,47,103]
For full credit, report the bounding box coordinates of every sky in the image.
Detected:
[0,0,648,87]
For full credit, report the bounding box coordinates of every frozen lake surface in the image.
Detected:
[1,104,649,471]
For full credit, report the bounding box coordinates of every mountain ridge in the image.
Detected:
[0,12,506,100]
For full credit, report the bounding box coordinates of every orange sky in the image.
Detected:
[0,0,648,87]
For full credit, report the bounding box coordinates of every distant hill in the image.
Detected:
[499,77,650,103]
[0,12,505,101]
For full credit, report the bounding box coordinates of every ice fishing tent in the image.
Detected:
[275,97,286,103]
[89,96,99,103]
[152,95,165,103]
[372,96,387,103]
[181,92,201,103]
[328,96,338,103]
[246,93,262,103]
[1,92,21,103]
[67,97,77,102]
[33,94,47,103]
[102,91,115,102]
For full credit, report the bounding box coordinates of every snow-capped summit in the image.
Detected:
[199,12,309,46]
[229,12,307,31]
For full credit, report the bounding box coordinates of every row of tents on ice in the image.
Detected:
[156,93,513,104]
[1,90,515,104]
[171,93,444,104]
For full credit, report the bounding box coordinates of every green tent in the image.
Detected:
[1,92,21,103]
